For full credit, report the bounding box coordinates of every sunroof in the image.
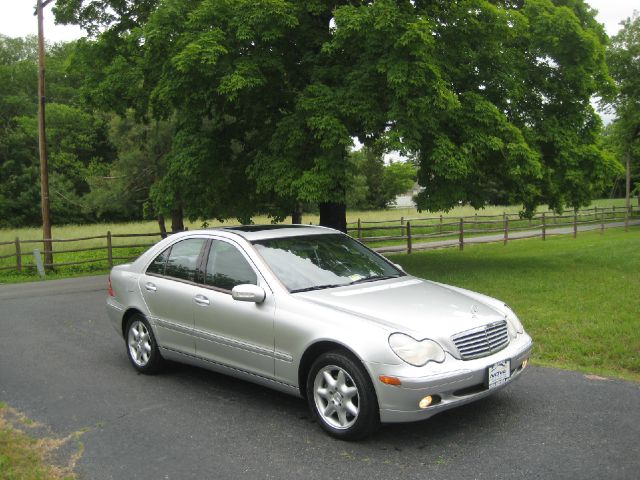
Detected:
[223,224,311,232]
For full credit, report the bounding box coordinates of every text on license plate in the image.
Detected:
[488,360,511,389]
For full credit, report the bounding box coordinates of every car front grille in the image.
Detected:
[452,320,509,360]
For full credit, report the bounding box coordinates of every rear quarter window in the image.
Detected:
[146,247,170,275]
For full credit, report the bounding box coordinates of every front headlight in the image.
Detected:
[504,303,524,338]
[388,333,446,367]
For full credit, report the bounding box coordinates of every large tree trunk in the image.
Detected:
[291,202,303,224]
[319,202,347,233]
[158,214,167,238]
[171,206,184,233]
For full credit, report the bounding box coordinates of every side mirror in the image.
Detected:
[394,263,406,273]
[231,284,266,303]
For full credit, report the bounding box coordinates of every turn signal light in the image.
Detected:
[379,375,401,386]
[108,276,115,297]
[419,396,433,409]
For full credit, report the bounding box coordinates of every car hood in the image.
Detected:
[294,276,507,340]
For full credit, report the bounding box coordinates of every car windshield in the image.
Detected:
[252,233,404,293]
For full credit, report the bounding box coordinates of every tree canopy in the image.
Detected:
[42,0,623,229]
[0,35,115,228]
[606,12,640,201]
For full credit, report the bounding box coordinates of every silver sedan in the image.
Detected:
[107,225,533,439]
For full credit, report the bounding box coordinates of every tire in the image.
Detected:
[125,314,165,374]
[306,351,380,440]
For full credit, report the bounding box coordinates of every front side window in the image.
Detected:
[162,238,206,282]
[204,240,257,291]
[253,233,403,292]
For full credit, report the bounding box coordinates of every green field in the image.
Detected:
[0,198,635,283]
[389,228,640,382]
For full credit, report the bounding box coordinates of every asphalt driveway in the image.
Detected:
[0,276,638,479]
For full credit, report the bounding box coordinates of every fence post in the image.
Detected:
[439,215,443,234]
[15,237,22,273]
[601,211,605,234]
[613,205,616,220]
[107,231,113,268]
[503,217,509,245]
[573,210,578,238]
[406,221,412,254]
[541,213,546,241]
[400,216,405,238]
[357,219,362,240]
[625,208,629,232]
[459,218,464,251]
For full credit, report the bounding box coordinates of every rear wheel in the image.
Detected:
[306,351,379,440]
[125,314,165,374]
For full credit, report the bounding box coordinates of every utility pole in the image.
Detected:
[36,0,54,267]
[626,152,631,213]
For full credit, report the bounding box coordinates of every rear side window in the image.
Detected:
[147,238,206,282]
[204,240,257,291]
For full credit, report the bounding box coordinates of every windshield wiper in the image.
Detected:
[291,284,348,293]
[291,275,402,293]
[349,275,401,285]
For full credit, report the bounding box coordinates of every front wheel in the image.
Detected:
[306,351,379,440]
[125,314,165,374]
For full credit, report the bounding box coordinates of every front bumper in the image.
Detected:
[367,334,533,423]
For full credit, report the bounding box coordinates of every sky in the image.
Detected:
[0,0,636,42]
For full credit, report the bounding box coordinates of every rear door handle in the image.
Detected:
[144,282,157,292]
[194,294,210,306]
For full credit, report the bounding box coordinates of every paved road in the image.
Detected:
[1,276,638,479]
[376,219,640,253]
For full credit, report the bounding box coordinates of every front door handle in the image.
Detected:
[144,282,157,292]
[194,294,210,306]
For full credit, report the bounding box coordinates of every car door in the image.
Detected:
[192,238,275,378]
[139,237,207,354]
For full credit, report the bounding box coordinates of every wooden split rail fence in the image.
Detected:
[0,205,638,274]
[348,204,640,254]
[0,232,164,273]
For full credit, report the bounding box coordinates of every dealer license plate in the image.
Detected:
[488,360,511,389]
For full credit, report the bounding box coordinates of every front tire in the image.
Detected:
[125,314,165,374]
[306,351,379,440]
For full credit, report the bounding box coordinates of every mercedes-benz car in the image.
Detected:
[106,225,532,439]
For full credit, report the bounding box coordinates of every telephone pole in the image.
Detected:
[36,0,54,267]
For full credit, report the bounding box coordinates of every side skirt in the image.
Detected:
[159,347,302,398]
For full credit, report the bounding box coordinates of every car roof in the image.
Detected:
[205,224,339,241]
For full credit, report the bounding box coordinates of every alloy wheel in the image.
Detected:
[313,365,360,430]
[128,320,152,367]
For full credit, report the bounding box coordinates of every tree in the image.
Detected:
[53,0,619,231]
[606,12,640,207]
[83,113,174,231]
[0,36,115,227]
[347,148,416,209]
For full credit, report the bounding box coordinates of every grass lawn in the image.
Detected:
[389,228,640,382]
[0,403,77,480]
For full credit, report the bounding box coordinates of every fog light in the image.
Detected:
[379,375,401,386]
[522,359,529,369]
[419,396,433,409]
